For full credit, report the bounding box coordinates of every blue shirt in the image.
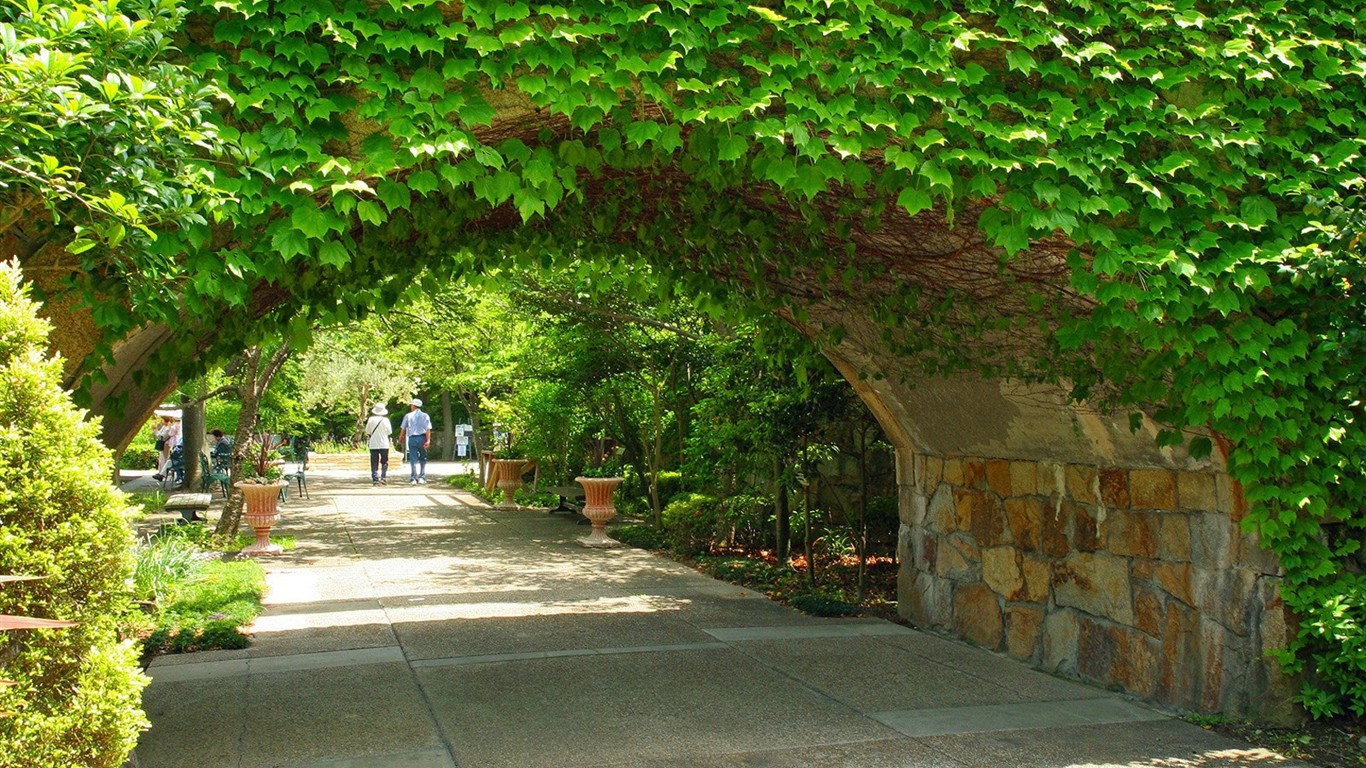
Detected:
[401,409,432,437]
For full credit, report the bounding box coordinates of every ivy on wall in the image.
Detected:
[19,0,1366,714]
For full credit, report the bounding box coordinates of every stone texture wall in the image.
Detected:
[896,451,1298,720]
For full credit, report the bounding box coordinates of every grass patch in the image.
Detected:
[142,559,266,657]
[133,524,273,658]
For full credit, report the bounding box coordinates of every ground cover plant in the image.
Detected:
[132,525,268,657]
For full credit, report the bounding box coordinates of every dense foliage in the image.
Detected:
[0,263,145,766]
[0,0,218,264]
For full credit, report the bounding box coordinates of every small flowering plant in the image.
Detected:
[238,433,285,483]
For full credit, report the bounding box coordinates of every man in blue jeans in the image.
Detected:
[397,398,433,484]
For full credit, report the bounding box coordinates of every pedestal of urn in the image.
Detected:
[491,459,528,508]
[575,476,624,548]
[236,481,289,556]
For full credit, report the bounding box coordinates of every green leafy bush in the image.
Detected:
[612,524,669,550]
[661,493,720,554]
[0,264,146,765]
[788,593,859,618]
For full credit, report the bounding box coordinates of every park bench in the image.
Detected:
[164,492,211,524]
[543,485,584,516]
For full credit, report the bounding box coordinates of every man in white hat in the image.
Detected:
[364,403,393,485]
[396,398,432,484]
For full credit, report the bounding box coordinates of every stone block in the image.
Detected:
[969,491,1007,547]
[1005,604,1045,661]
[928,486,956,533]
[1042,609,1080,674]
[1099,468,1130,508]
[898,523,914,562]
[954,487,973,530]
[1077,615,1121,684]
[922,456,944,491]
[963,459,987,489]
[933,536,980,581]
[901,489,927,527]
[986,459,1012,497]
[1053,552,1134,625]
[1199,619,1228,712]
[1134,586,1163,637]
[1021,556,1052,602]
[953,582,1004,651]
[1158,603,1199,707]
[1195,567,1259,633]
[1177,471,1218,511]
[1132,558,1155,580]
[1129,469,1177,509]
[982,546,1024,600]
[1190,512,1234,570]
[943,458,964,485]
[900,569,927,625]
[1158,513,1192,562]
[1120,632,1161,699]
[1036,462,1061,496]
[1041,499,1071,559]
[1154,562,1194,606]
[1105,508,1159,558]
[1009,460,1038,497]
[1073,504,1102,552]
[1005,497,1042,552]
[916,532,937,567]
[927,573,954,626]
[1065,464,1099,504]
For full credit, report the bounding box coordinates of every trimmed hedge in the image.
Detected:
[0,263,146,766]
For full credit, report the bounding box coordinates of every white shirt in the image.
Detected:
[365,415,392,449]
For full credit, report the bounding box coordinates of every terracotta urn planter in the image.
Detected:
[490,459,529,508]
[574,476,624,548]
[236,480,289,556]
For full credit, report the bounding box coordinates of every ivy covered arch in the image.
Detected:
[16,0,1365,718]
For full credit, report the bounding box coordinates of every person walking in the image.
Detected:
[365,403,393,485]
[397,398,432,485]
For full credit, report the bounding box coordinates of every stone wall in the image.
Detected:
[896,451,1298,720]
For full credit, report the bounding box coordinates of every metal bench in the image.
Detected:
[542,485,584,516]
[164,492,211,524]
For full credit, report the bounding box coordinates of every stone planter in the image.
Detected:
[236,480,289,556]
[491,459,530,508]
[575,476,624,548]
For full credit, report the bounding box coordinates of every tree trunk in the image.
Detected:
[440,390,455,461]
[181,400,205,490]
[215,345,291,536]
[773,456,790,561]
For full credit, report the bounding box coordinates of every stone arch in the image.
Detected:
[27,58,1296,725]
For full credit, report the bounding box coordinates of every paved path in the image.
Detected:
[132,463,1311,768]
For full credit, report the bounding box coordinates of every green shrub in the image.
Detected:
[654,470,685,507]
[788,593,859,617]
[612,524,669,550]
[661,493,720,554]
[0,264,146,766]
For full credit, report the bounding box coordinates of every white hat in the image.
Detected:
[409,398,423,407]
[371,404,388,416]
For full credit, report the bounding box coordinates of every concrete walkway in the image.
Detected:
[132,461,1312,768]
